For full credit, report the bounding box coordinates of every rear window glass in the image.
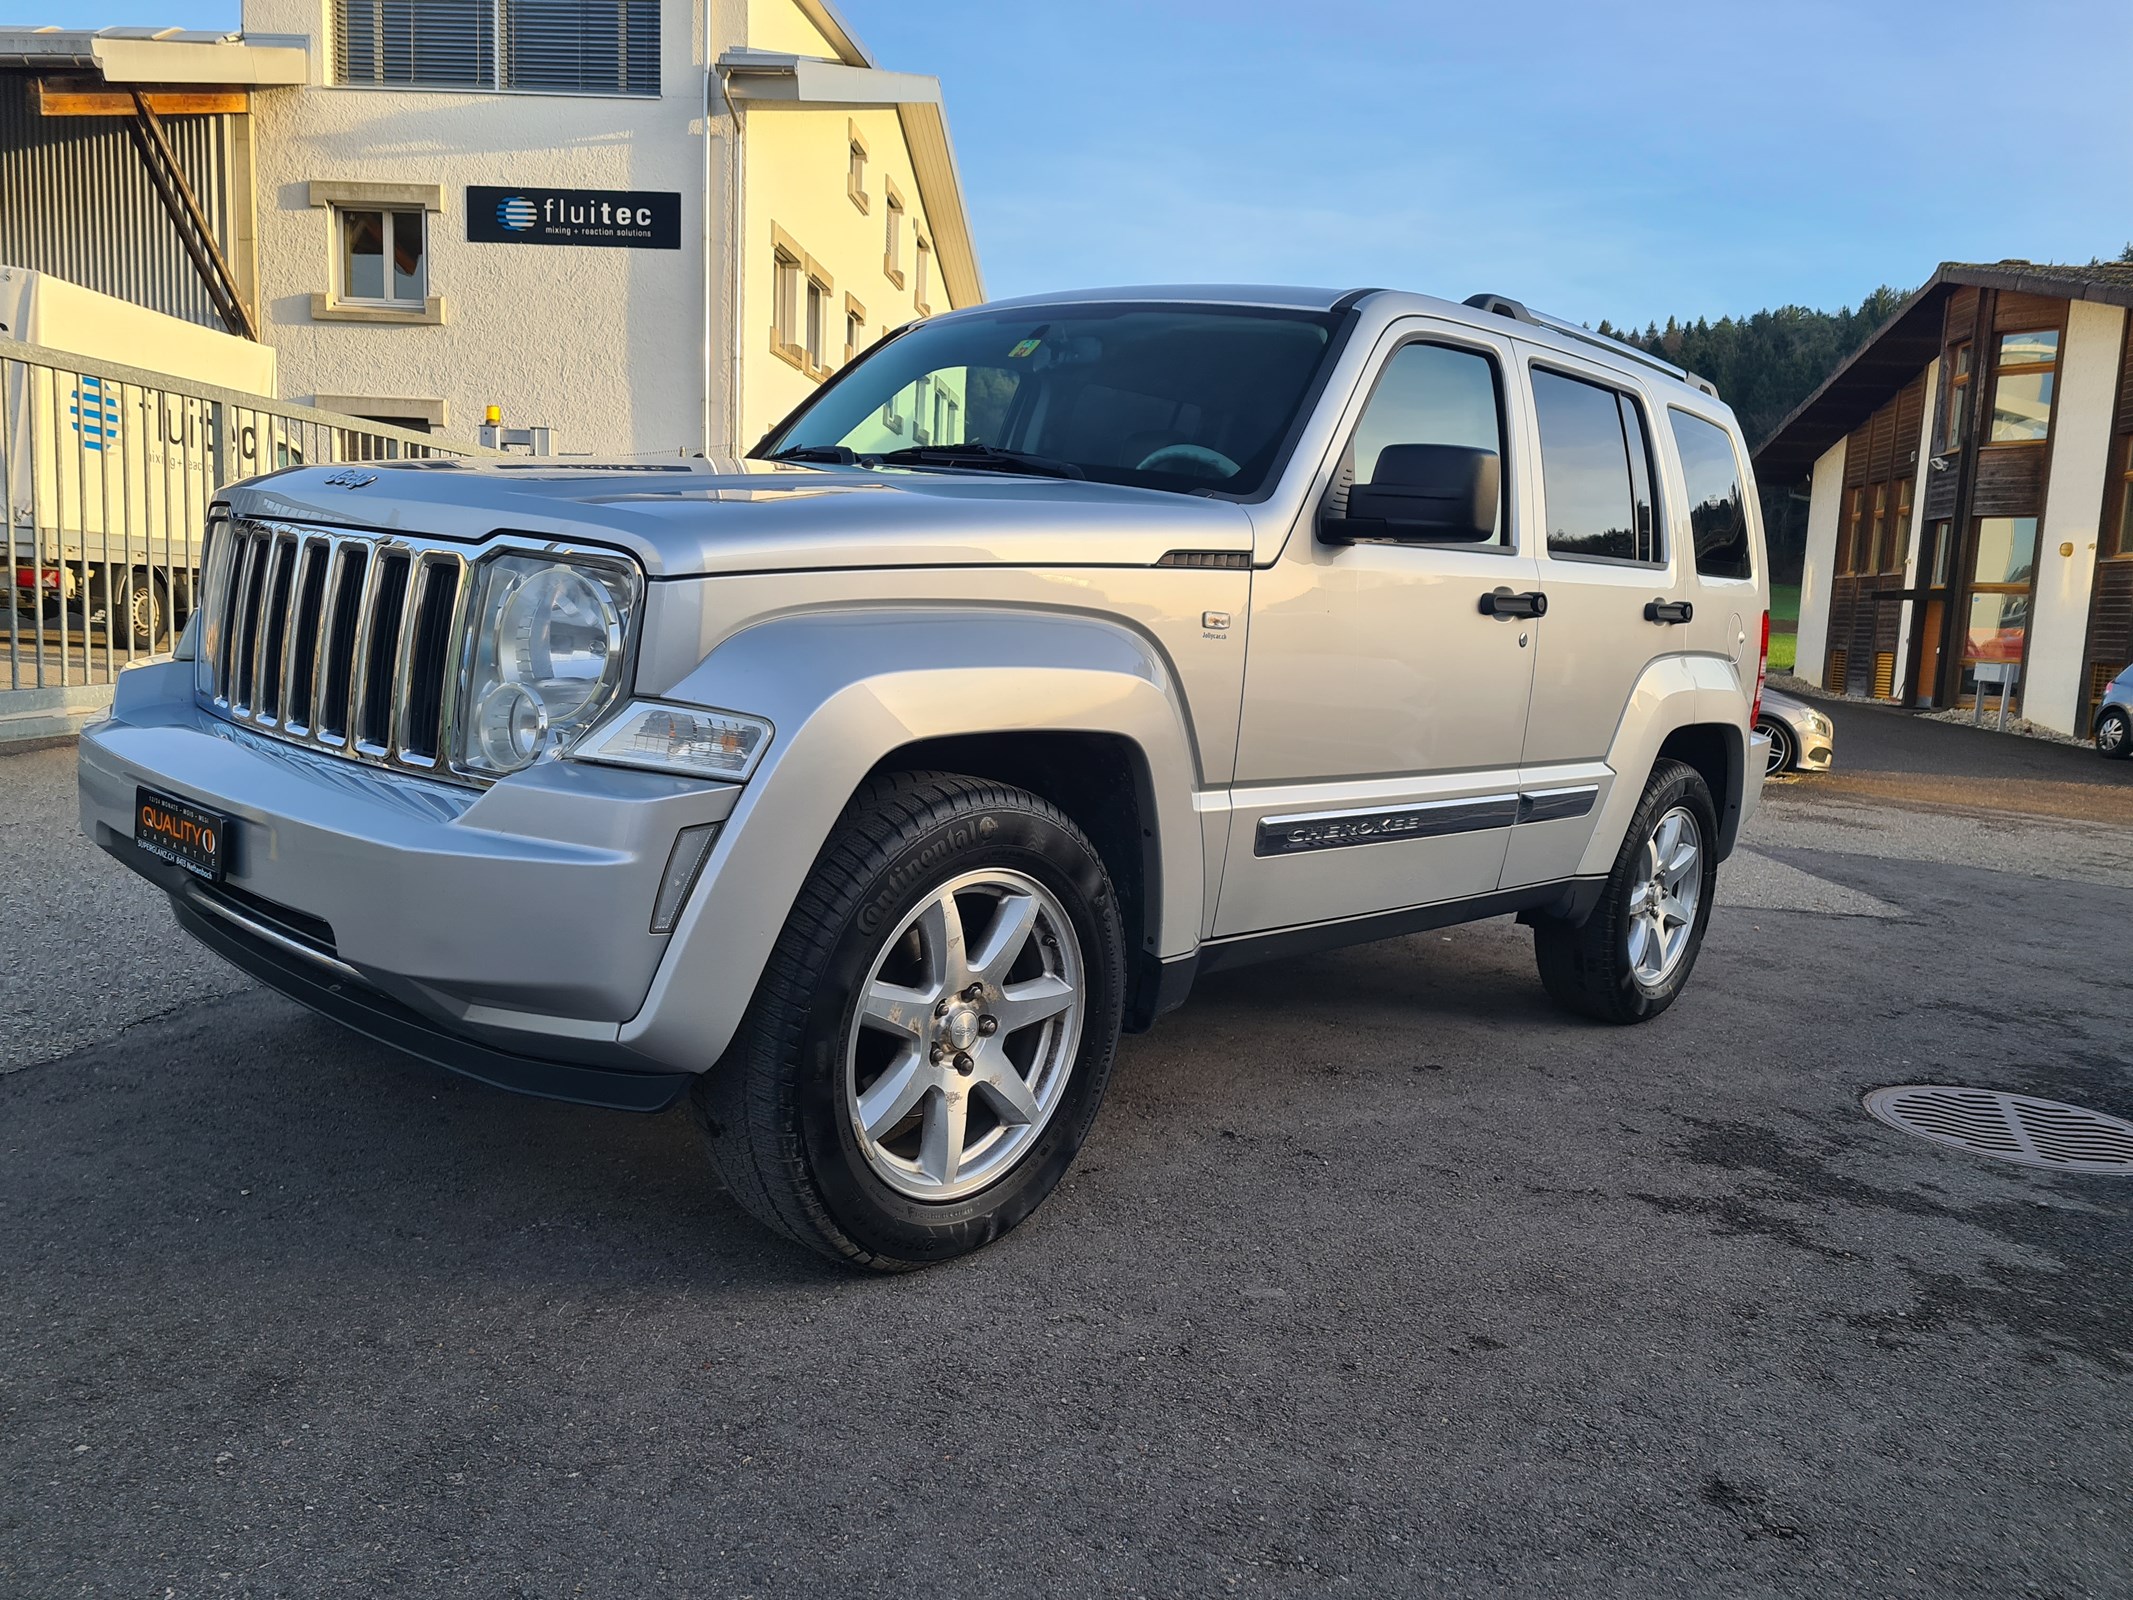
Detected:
[1669,409,1754,581]
[1530,368,1661,564]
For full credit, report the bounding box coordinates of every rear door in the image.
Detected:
[1215,318,1540,936]
[1503,350,1684,887]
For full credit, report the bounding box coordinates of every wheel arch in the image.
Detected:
[618,605,1206,1071]
[1575,654,1753,879]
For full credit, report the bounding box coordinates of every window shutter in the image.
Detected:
[335,0,657,94]
[335,0,496,89]
[505,0,659,95]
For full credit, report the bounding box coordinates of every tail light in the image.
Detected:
[1751,610,1770,727]
[15,566,60,590]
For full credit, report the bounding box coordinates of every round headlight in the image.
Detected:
[495,565,619,723]
[475,682,549,772]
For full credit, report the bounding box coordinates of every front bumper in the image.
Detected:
[79,660,739,1096]
[1792,720,1835,772]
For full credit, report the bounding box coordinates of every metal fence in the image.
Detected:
[5,338,491,701]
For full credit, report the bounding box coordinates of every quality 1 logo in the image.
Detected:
[496,195,538,232]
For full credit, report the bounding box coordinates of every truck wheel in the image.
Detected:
[89,567,168,648]
[1531,758,1718,1025]
[692,771,1126,1269]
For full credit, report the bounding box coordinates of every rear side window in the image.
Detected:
[1530,368,1661,564]
[1669,410,1753,580]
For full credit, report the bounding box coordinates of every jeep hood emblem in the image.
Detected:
[323,469,378,489]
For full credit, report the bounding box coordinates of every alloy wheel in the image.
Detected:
[845,868,1084,1202]
[1625,805,1703,986]
[1759,719,1792,775]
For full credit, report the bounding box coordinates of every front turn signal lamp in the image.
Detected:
[572,701,772,782]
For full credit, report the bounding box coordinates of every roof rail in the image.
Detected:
[1462,291,1709,393]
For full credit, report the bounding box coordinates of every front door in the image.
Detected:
[1215,322,1537,937]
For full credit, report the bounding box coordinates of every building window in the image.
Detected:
[805,273,829,370]
[1868,484,1890,574]
[770,227,831,376]
[847,122,869,213]
[1927,518,1953,587]
[334,0,658,95]
[843,293,866,365]
[1837,487,1862,575]
[1988,329,2058,444]
[1944,342,1971,449]
[883,182,905,287]
[338,206,426,305]
[2110,436,2133,558]
[909,378,932,445]
[1887,477,1913,574]
[914,233,933,315]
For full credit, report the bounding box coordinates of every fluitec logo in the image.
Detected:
[467,185,681,251]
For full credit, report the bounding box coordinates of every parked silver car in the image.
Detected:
[2094,664,2131,759]
[1755,686,1834,775]
[80,285,1771,1269]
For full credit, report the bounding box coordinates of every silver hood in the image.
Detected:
[222,457,1260,578]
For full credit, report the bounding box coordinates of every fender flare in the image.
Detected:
[617,605,1205,1071]
[1575,653,1749,880]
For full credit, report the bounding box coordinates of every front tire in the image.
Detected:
[692,771,1126,1269]
[1757,717,1794,775]
[1532,758,1719,1025]
[2097,707,2132,760]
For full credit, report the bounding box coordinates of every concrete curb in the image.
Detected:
[0,683,114,745]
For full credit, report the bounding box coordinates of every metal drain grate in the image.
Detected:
[1864,1086,2133,1175]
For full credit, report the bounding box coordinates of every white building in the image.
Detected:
[0,1,982,454]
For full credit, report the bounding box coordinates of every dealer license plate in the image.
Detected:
[134,786,229,881]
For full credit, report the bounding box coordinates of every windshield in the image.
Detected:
[757,303,1343,498]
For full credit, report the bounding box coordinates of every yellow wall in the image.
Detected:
[745,0,840,59]
[738,7,966,445]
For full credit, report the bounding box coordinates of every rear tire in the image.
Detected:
[1532,758,1719,1025]
[2097,707,2132,760]
[691,771,1126,1270]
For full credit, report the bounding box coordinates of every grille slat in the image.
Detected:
[284,541,330,732]
[398,557,463,763]
[257,538,298,722]
[196,519,478,783]
[357,553,413,751]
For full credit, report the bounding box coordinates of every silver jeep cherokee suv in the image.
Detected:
[81,286,1770,1268]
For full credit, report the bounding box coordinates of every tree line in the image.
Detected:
[1598,291,1910,453]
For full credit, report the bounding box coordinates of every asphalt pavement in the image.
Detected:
[3,712,2129,1599]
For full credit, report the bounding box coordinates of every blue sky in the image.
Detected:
[57,0,2133,327]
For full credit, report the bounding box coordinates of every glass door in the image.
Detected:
[1912,518,1952,703]
[1960,516,2039,709]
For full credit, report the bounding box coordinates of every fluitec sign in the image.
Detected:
[466,186,681,250]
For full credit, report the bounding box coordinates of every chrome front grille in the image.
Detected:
[198,519,473,780]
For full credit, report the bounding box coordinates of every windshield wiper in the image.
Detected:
[870,444,1085,480]
[768,443,860,465]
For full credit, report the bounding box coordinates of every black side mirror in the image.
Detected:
[1322,443,1499,545]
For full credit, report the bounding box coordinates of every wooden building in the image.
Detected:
[1754,261,2133,737]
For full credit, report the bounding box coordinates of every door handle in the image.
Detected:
[1644,599,1694,625]
[1480,587,1547,619]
